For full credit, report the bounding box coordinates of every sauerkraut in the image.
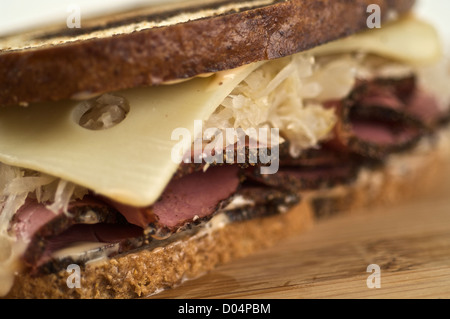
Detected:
[205,50,450,157]
[0,164,87,238]
[205,53,344,157]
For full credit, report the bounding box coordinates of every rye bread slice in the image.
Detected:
[0,0,415,107]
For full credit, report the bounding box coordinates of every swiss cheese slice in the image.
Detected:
[309,16,442,65]
[0,63,260,207]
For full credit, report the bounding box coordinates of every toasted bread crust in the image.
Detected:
[0,0,415,107]
[5,129,448,299]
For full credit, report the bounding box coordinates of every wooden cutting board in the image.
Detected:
[153,163,450,299]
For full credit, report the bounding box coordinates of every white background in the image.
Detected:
[0,0,449,49]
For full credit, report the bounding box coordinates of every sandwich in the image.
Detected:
[0,0,449,299]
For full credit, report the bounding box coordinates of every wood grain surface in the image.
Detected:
[152,163,450,299]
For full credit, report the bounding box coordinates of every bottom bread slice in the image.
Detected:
[5,129,450,299]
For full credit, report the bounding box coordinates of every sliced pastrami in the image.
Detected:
[36,223,143,271]
[351,76,449,128]
[278,144,354,167]
[325,76,435,159]
[223,186,300,222]
[109,165,241,231]
[12,199,59,243]
[175,139,274,179]
[11,197,121,242]
[352,76,416,108]
[347,105,425,157]
[45,223,142,249]
[10,197,141,271]
[153,165,240,228]
[327,98,426,159]
[13,165,241,272]
[405,89,450,127]
[245,163,359,193]
[356,84,405,110]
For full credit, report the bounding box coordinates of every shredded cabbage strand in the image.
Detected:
[205,50,450,157]
[0,164,88,239]
[205,53,357,157]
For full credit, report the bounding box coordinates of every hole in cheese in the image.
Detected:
[74,93,130,130]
